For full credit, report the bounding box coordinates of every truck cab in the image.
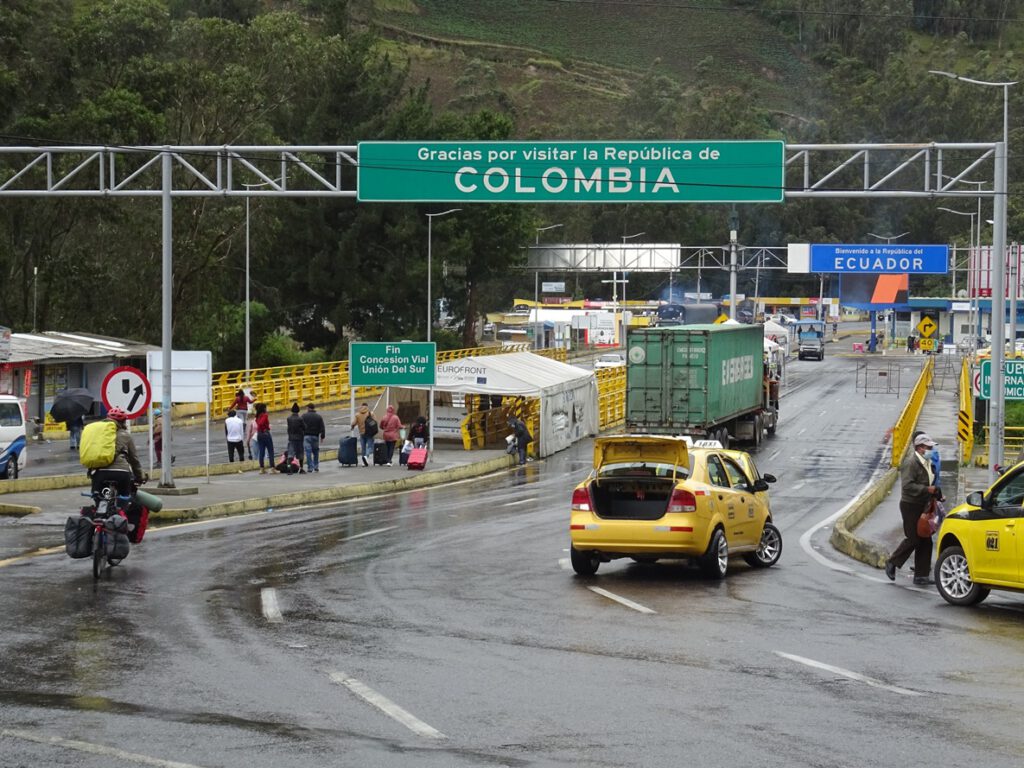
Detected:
[796,320,826,361]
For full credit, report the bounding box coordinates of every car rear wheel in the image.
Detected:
[570,546,600,576]
[935,546,990,606]
[743,523,782,568]
[700,529,728,579]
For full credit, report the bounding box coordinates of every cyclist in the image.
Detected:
[90,407,145,496]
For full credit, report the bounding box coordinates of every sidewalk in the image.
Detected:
[832,353,992,568]
[2,445,514,526]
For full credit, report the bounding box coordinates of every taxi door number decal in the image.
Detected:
[986,531,999,551]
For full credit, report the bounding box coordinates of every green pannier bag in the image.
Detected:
[79,420,118,469]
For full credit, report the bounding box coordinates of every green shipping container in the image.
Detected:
[626,324,764,433]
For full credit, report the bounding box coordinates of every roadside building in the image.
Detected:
[0,332,156,434]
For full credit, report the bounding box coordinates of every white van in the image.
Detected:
[0,394,28,480]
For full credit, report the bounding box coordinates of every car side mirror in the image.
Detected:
[966,490,984,507]
[751,478,770,493]
[762,473,777,484]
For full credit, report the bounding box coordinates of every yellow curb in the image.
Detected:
[148,454,518,521]
[829,467,898,568]
[0,450,344,494]
[0,503,41,517]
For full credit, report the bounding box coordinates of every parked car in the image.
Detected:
[0,395,27,480]
[934,464,1024,605]
[593,352,625,369]
[569,436,781,579]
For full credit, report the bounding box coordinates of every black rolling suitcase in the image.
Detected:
[338,436,358,466]
[373,441,389,466]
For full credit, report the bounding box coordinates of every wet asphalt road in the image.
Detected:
[3,352,1024,767]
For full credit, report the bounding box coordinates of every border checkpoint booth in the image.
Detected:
[389,352,600,459]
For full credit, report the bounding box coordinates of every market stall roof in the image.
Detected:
[3,332,157,365]
[434,351,593,396]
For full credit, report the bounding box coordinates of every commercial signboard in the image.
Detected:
[350,342,436,387]
[788,243,949,274]
[357,141,785,203]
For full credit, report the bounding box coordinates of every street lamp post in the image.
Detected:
[866,232,910,351]
[938,206,978,346]
[931,70,1018,479]
[621,232,645,347]
[534,223,564,350]
[425,209,461,343]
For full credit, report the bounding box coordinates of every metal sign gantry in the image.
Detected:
[0,141,1007,485]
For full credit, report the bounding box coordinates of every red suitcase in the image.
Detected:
[406,447,428,470]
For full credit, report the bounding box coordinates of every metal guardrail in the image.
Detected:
[890,356,934,467]
[210,344,536,416]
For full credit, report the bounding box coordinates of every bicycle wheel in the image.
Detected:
[92,531,105,579]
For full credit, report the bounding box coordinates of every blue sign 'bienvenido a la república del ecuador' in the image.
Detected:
[809,244,949,274]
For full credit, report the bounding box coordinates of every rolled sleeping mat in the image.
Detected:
[135,488,164,513]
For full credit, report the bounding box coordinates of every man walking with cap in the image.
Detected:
[301,403,326,472]
[886,432,941,585]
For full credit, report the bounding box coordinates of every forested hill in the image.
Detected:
[0,1,1020,369]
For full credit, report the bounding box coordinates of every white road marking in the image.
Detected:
[774,651,924,697]
[346,526,397,540]
[261,588,283,623]
[798,473,882,579]
[501,498,536,507]
[587,586,657,614]
[558,557,572,571]
[328,672,446,739]
[792,481,806,491]
[818,410,828,417]
[796,428,806,436]
[0,727,208,767]
[769,450,782,461]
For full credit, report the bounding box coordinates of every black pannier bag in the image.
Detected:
[106,532,130,560]
[64,516,94,558]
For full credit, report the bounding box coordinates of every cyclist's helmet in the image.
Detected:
[107,407,128,422]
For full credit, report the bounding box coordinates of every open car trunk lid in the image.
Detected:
[593,435,689,472]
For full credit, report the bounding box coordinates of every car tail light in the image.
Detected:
[667,488,697,513]
[571,487,592,512]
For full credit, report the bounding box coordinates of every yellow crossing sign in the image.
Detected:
[916,316,937,338]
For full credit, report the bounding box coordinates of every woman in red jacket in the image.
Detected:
[380,405,403,466]
[253,402,274,474]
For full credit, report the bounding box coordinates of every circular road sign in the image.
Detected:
[101,366,152,419]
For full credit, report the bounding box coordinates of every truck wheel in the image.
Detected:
[767,417,776,436]
[752,415,762,447]
[699,529,728,579]
[570,546,600,576]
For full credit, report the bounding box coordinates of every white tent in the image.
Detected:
[431,352,599,457]
[763,320,792,356]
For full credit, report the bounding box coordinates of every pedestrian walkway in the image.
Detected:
[833,354,992,568]
[2,445,513,527]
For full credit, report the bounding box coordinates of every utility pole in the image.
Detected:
[728,207,739,319]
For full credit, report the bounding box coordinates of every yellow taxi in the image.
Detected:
[934,464,1024,605]
[569,436,780,579]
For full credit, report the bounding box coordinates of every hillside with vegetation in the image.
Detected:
[0,0,1020,368]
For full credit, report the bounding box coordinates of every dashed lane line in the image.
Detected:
[0,728,208,767]
[260,588,283,623]
[774,651,924,697]
[328,672,446,740]
[587,586,657,614]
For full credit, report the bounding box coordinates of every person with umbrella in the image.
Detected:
[49,388,93,451]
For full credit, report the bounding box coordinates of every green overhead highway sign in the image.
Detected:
[357,141,785,203]
[979,358,1024,400]
[350,342,436,387]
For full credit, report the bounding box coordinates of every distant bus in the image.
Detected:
[653,303,721,327]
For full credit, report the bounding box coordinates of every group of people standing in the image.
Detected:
[350,402,428,466]
[225,388,326,473]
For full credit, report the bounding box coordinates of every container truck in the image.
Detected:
[625,324,779,447]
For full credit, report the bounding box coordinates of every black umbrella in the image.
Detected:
[50,388,94,424]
